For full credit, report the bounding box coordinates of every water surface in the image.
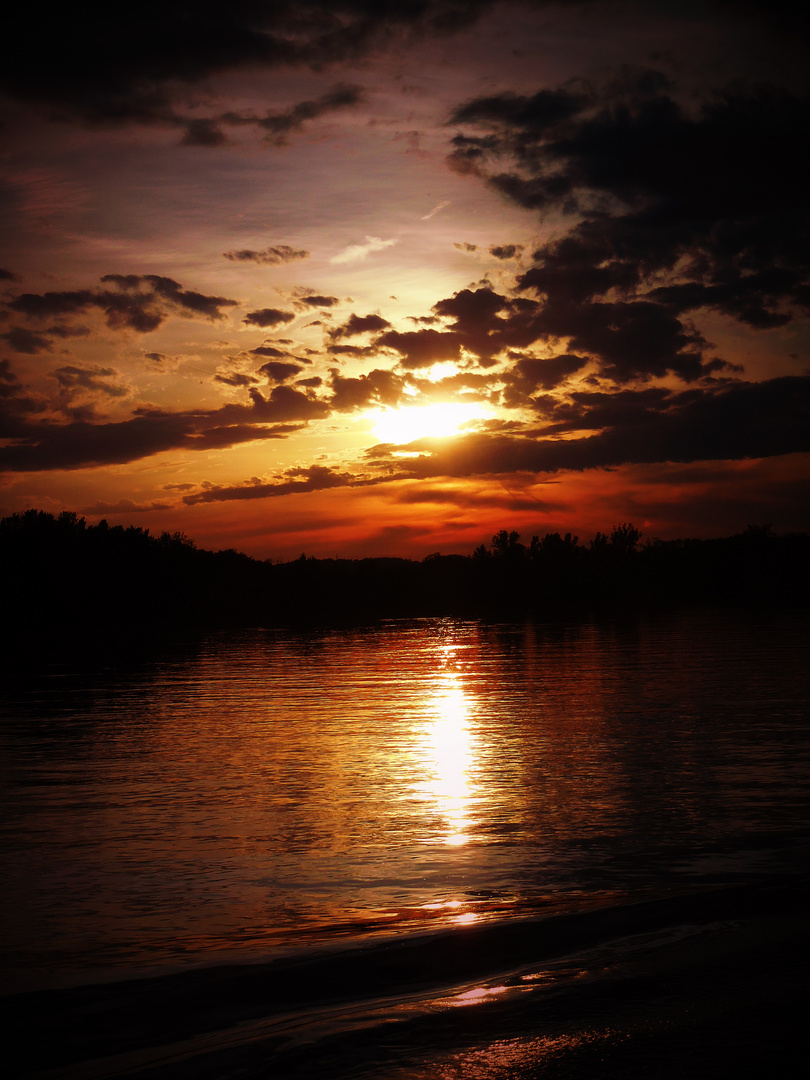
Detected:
[3,608,808,999]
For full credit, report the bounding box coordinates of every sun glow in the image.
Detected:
[371,402,488,445]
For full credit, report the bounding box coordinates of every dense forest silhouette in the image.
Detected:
[2,509,809,638]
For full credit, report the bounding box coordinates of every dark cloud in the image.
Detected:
[158,85,366,147]
[247,344,312,370]
[214,371,259,387]
[2,4,491,127]
[376,328,461,368]
[10,275,237,333]
[249,345,288,358]
[0,360,45,423]
[45,324,92,339]
[410,369,496,399]
[246,384,331,423]
[449,84,588,136]
[433,286,506,330]
[534,297,713,383]
[0,268,19,282]
[432,286,517,363]
[181,118,230,147]
[359,284,589,373]
[193,85,366,146]
[501,352,590,404]
[328,367,406,411]
[0,361,49,442]
[9,290,96,320]
[489,244,523,260]
[51,364,128,398]
[296,294,341,308]
[0,384,328,472]
[405,286,547,366]
[329,312,392,340]
[243,307,296,328]
[242,84,365,144]
[328,343,381,358]
[259,360,306,383]
[2,327,54,354]
[223,245,309,265]
[182,464,354,505]
[449,72,810,382]
[106,275,236,319]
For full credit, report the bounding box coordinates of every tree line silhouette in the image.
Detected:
[2,509,808,638]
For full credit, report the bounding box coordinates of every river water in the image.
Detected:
[2,608,809,1077]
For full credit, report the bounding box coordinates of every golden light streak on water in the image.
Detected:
[420,640,477,846]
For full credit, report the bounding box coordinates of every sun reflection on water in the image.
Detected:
[421,655,477,846]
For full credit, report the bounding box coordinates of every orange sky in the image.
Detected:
[1,2,808,559]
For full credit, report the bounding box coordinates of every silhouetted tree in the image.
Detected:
[610,522,642,554]
[2,510,809,645]
[491,529,526,561]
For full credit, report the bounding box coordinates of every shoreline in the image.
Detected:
[7,877,808,1078]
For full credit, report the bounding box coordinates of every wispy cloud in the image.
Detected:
[331,236,398,265]
[421,200,449,220]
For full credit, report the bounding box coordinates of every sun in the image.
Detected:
[370,402,488,444]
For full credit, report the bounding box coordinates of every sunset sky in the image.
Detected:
[2,1,808,559]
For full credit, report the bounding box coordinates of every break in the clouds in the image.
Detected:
[368,377,810,479]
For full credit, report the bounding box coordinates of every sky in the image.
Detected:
[1,1,809,560]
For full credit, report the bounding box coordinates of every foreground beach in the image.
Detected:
[7,876,809,1079]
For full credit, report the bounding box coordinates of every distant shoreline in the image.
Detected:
[2,512,809,646]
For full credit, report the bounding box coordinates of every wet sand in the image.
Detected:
[6,877,809,1079]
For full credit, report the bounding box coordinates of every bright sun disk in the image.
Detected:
[371,402,487,444]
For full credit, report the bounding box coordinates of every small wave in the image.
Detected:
[7,877,807,1079]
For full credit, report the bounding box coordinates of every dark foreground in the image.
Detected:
[7,877,809,1079]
